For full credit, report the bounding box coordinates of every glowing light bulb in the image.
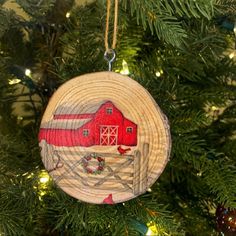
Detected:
[156,68,164,77]
[211,106,218,111]
[146,221,158,235]
[25,68,31,77]
[146,228,155,236]
[40,177,49,183]
[229,51,235,59]
[66,12,71,18]
[197,171,202,176]
[8,78,21,85]
[39,170,50,183]
[120,59,130,75]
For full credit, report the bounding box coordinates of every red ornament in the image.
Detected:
[216,205,236,236]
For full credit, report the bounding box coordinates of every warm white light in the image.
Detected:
[120,59,130,75]
[229,51,235,59]
[146,221,158,235]
[66,12,71,18]
[17,116,23,120]
[25,68,31,77]
[39,171,50,183]
[155,69,163,77]
[40,177,49,183]
[211,106,218,111]
[146,228,154,236]
[197,171,202,176]
[8,78,21,85]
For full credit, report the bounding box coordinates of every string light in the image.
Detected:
[8,78,21,85]
[39,170,50,184]
[120,59,130,75]
[25,68,31,77]
[66,12,71,18]
[155,69,163,77]
[197,171,202,176]
[146,221,158,235]
[211,105,218,111]
[229,51,235,59]
[37,170,50,200]
[17,116,23,120]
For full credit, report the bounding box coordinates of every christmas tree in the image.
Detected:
[1,0,236,235]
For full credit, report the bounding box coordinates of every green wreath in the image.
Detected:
[81,153,105,175]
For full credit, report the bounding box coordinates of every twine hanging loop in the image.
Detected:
[104,0,119,71]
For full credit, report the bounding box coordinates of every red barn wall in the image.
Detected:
[39,101,138,147]
[77,121,95,146]
[122,119,137,146]
[39,129,79,147]
[92,102,124,145]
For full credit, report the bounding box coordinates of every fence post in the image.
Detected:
[133,150,141,195]
[140,143,149,193]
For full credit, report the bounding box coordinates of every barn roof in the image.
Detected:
[40,118,91,129]
[54,101,109,116]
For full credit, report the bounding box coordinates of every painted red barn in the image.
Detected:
[39,101,137,147]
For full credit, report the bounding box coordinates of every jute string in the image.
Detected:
[104,0,118,52]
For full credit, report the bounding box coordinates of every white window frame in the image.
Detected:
[106,107,113,114]
[126,127,133,133]
[83,129,89,136]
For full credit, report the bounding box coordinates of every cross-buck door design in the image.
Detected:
[100,126,118,145]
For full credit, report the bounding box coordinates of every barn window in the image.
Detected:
[126,127,133,133]
[83,129,89,136]
[106,107,113,114]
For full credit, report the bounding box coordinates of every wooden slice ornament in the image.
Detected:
[39,71,171,204]
[39,0,171,204]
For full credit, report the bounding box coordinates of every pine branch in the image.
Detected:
[122,0,187,47]
[0,174,44,235]
[214,0,236,15]
[203,161,236,208]
[171,110,208,133]
[165,0,214,19]
[0,0,235,235]
[0,8,19,38]
[15,0,56,18]
[121,0,215,47]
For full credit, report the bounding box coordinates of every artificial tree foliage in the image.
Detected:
[0,0,236,235]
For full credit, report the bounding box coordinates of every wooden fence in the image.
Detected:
[40,140,149,196]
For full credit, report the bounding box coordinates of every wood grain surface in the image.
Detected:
[39,72,171,204]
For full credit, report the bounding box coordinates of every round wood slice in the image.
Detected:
[39,72,171,204]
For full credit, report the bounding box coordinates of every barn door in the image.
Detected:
[100,126,118,145]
